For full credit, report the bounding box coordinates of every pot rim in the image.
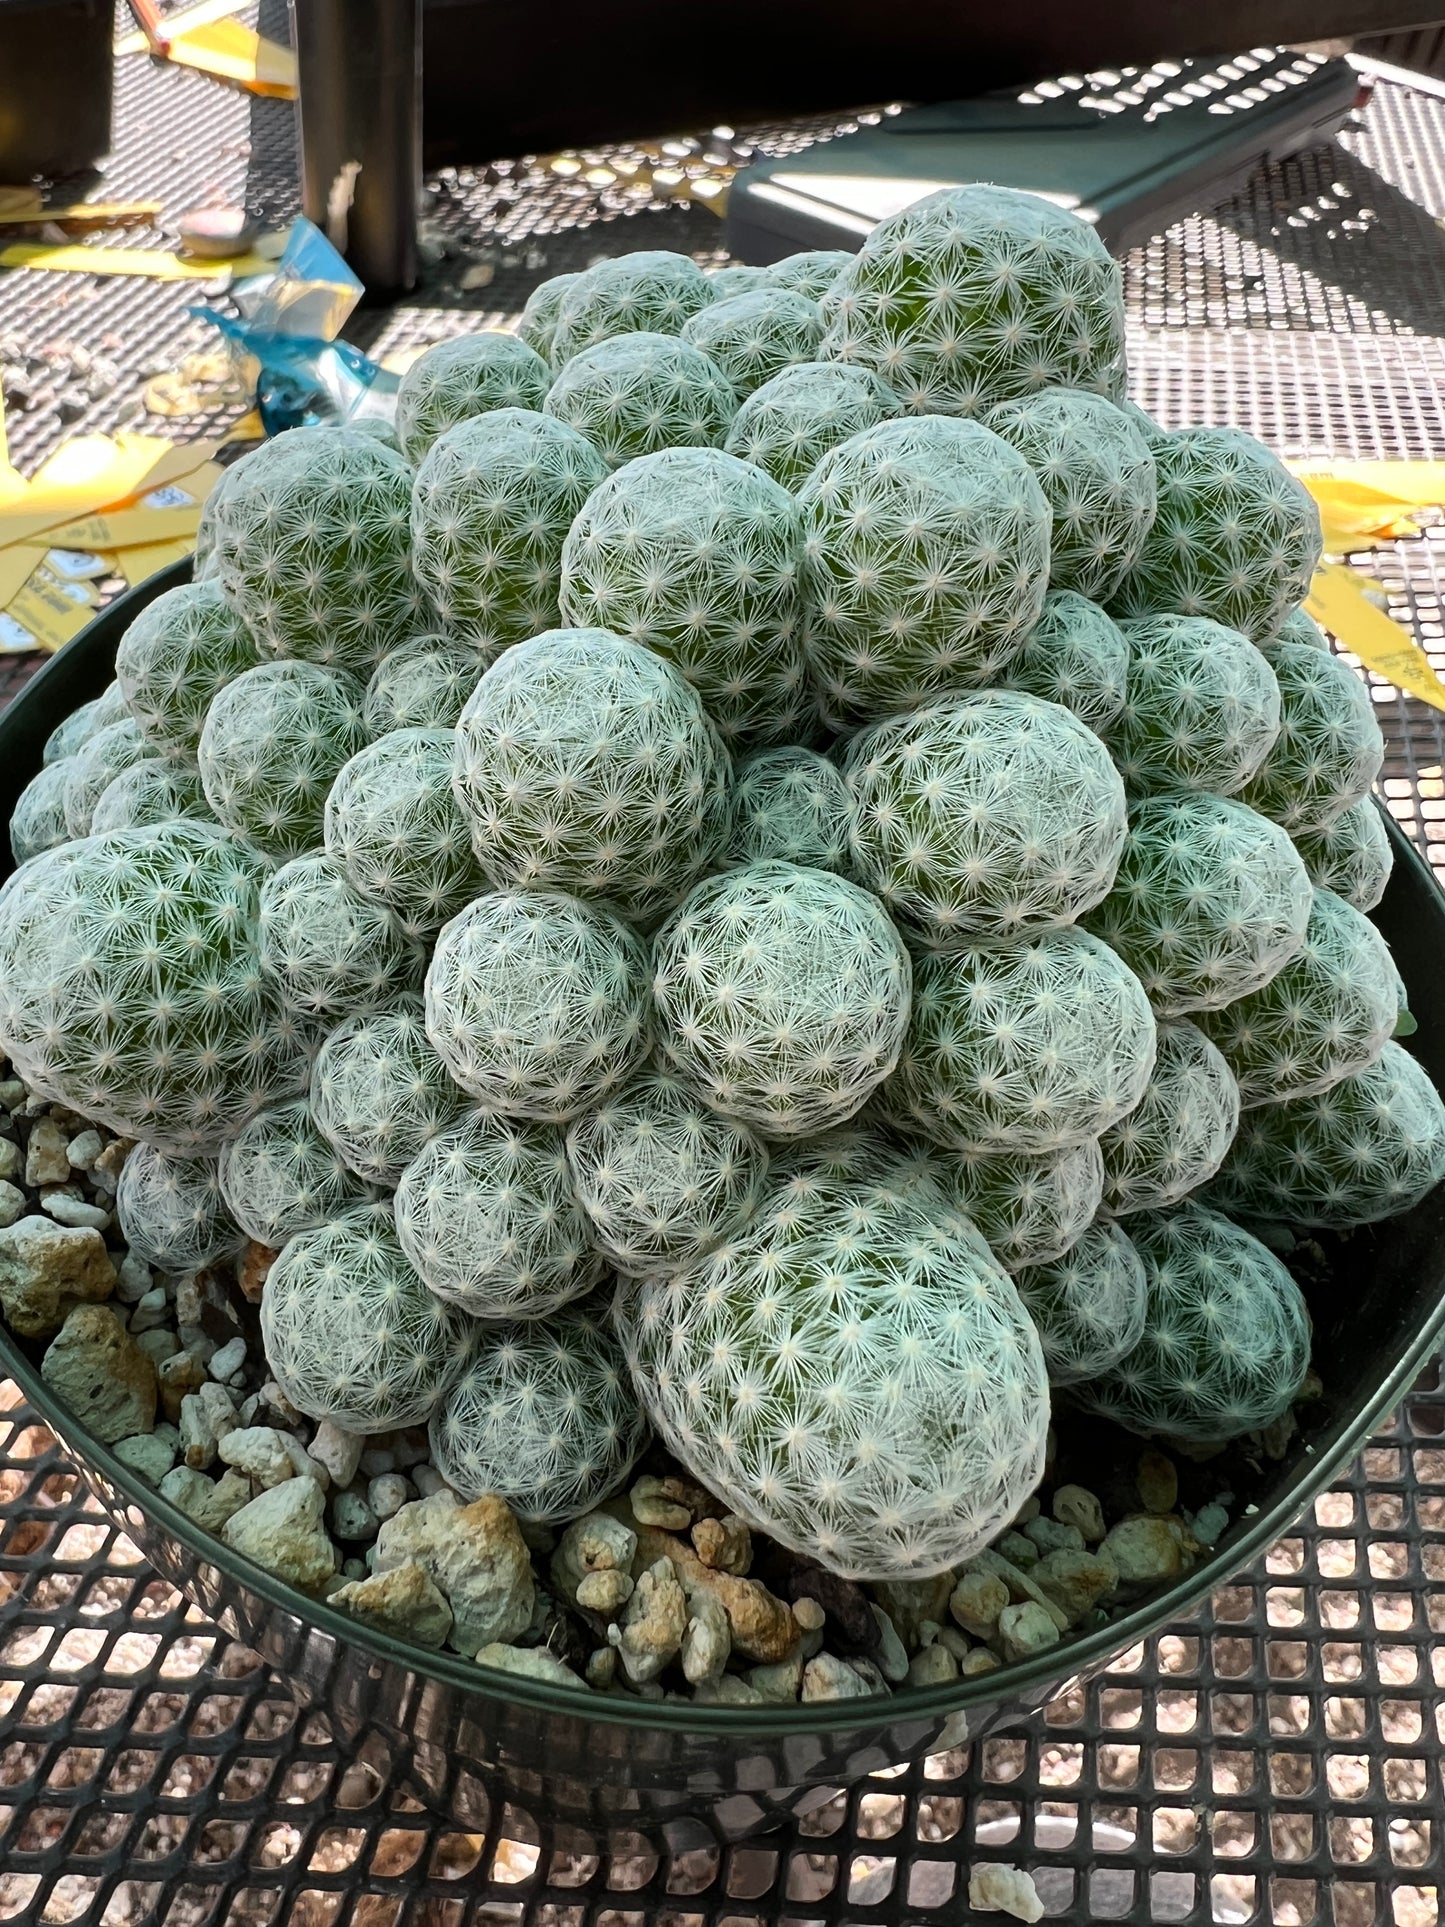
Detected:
[2,565,1443,1738]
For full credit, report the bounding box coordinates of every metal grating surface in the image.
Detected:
[5,20,1445,1923]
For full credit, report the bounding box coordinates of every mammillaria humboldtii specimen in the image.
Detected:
[63,719,147,838]
[1012,1219,1149,1384]
[430,1304,647,1519]
[325,729,488,938]
[209,427,421,674]
[883,928,1157,1155]
[618,1176,1049,1579]
[116,1144,242,1272]
[518,270,584,363]
[1197,888,1400,1108]
[726,747,854,872]
[1236,640,1385,834]
[1293,797,1394,913]
[219,1100,374,1248]
[1105,616,1282,797]
[1099,1019,1241,1215]
[43,696,104,766]
[10,761,72,863]
[943,1137,1106,1271]
[1208,1040,1445,1227]
[560,446,810,748]
[393,1110,604,1318]
[846,689,1127,946]
[394,331,551,463]
[723,360,902,490]
[1266,605,1331,655]
[91,760,211,834]
[987,389,1157,604]
[680,287,824,398]
[311,999,466,1184]
[198,661,368,862]
[819,185,1126,415]
[1108,426,1323,642]
[452,628,731,922]
[1072,1203,1312,1442]
[564,1069,771,1275]
[258,853,419,1021]
[1002,590,1129,735]
[115,580,258,764]
[707,264,773,298]
[261,1204,467,1431]
[543,333,736,470]
[652,860,912,1140]
[425,891,651,1122]
[798,416,1050,727]
[0,824,307,1152]
[769,248,854,301]
[363,635,482,733]
[1086,794,1313,1017]
[549,251,713,364]
[410,410,609,652]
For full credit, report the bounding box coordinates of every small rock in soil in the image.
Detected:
[25,1116,72,1187]
[224,1477,338,1592]
[801,1653,877,1701]
[477,1641,584,1684]
[0,1217,115,1338]
[331,1561,454,1647]
[0,1183,22,1229]
[160,1465,253,1533]
[310,1419,363,1488]
[372,1491,535,1653]
[1052,1484,1106,1542]
[113,1431,178,1484]
[41,1304,156,1443]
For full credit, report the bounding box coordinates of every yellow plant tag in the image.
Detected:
[0,241,275,281]
[46,507,201,551]
[116,540,197,588]
[1307,563,1445,717]
[5,563,103,652]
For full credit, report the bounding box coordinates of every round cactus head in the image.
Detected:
[395,331,551,463]
[1196,887,1401,1109]
[723,359,902,490]
[518,270,585,364]
[883,928,1157,1156]
[219,1099,374,1249]
[619,1175,1049,1579]
[681,287,824,398]
[1072,1202,1312,1442]
[393,1109,604,1318]
[769,248,855,301]
[43,697,103,766]
[11,760,75,864]
[543,332,737,469]
[706,263,773,299]
[561,444,810,749]
[1085,794,1313,1016]
[410,408,609,654]
[1293,796,1393,914]
[798,415,1050,727]
[115,579,259,766]
[424,890,651,1122]
[0,823,307,1153]
[564,1068,771,1275]
[260,1203,467,1431]
[452,628,731,923]
[208,426,421,674]
[1108,426,1323,642]
[430,1302,648,1520]
[1011,1218,1148,1384]
[845,689,1127,946]
[987,388,1158,604]
[1003,589,1129,735]
[325,728,487,938]
[363,634,482,733]
[116,1143,242,1272]
[726,746,854,873]
[550,251,713,364]
[1105,616,1282,797]
[1268,605,1331,655]
[258,853,419,1022]
[198,660,368,862]
[312,998,466,1184]
[1208,1040,1445,1228]
[943,1136,1105,1272]
[1099,1018,1240,1215]
[819,184,1126,415]
[63,718,147,839]
[652,860,912,1140]
[1236,640,1384,835]
[90,759,212,835]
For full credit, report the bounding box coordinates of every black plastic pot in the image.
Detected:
[4,569,1445,1851]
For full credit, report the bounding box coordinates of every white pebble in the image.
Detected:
[208,1335,247,1384]
[309,1419,363,1488]
[360,1447,395,1478]
[412,1464,449,1498]
[128,1286,170,1333]
[368,1472,413,1520]
[0,1181,23,1229]
[0,1140,19,1182]
[66,1130,103,1171]
[41,1192,111,1230]
[114,1251,153,1303]
[968,1864,1044,1924]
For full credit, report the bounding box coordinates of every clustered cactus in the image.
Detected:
[6,188,1441,1639]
